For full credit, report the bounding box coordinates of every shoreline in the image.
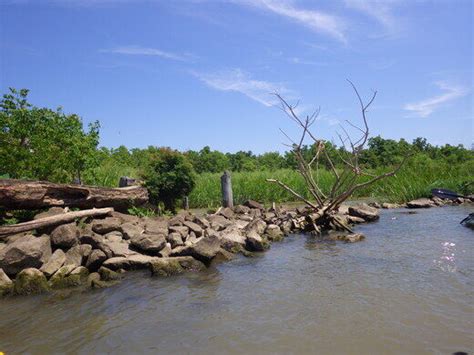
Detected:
[0,196,472,297]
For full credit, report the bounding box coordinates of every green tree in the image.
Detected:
[0,88,100,182]
[142,148,196,212]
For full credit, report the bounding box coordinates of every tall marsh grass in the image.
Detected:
[189,161,473,208]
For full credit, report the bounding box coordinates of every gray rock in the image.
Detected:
[348,204,380,222]
[130,233,166,254]
[219,229,246,252]
[64,244,91,267]
[244,200,264,210]
[172,235,222,265]
[104,231,123,243]
[120,222,143,240]
[193,216,211,229]
[167,232,184,248]
[158,243,172,257]
[183,220,204,237]
[92,217,122,234]
[40,249,66,277]
[406,198,435,208]
[245,218,267,235]
[381,202,400,209]
[218,207,234,219]
[14,268,50,295]
[50,223,79,249]
[149,256,205,276]
[85,249,107,271]
[168,215,185,226]
[86,272,100,287]
[245,230,270,252]
[265,224,284,241]
[50,265,88,288]
[145,218,169,235]
[0,234,52,276]
[339,233,365,243]
[169,226,189,239]
[234,205,251,214]
[0,268,13,296]
[103,255,160,270]
[207,215,233,231]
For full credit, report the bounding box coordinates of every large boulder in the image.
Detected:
[85,249,107,271]
[14,268,50,295]
[98,266,122,281]
[49,265,88,289]
[50,223,79,249]
[0,235,52,276]
[92,217,122,234]
[218,207,234,219]
[245,218,267,235]
[348,204,379,222]
[40,249,66,277]
[99,240,136,258]
[218,229,246,252]
[406,198,434,208]
[130,233,166,255]
[149,256,206,277]
[171,235,221,265]
[0,268,13,296]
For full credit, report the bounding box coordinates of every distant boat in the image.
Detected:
[460,213,474,229]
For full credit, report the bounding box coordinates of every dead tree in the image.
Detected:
[267,81,410,232]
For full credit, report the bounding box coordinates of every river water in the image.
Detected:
[1,206,473,354]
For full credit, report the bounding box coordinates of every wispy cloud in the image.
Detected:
[192,68,291,107]
[404,81,469,118]
[100,45,193,62]
[233,0,347,43]
[288,57,328,66]
[345,0,399,29]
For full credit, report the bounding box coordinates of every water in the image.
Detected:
[1,206,473,354]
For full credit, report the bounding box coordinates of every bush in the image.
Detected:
[142,148,196,212]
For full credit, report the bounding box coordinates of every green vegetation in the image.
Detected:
[1,87,472,211]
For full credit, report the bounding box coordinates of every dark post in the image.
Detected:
[220,171,234,208]
[183,196,189,210]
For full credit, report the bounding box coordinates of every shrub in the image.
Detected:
[142,148,196,212]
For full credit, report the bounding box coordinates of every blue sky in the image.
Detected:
[1,0,472,153]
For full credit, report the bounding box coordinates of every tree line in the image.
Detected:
[1,88,472,210]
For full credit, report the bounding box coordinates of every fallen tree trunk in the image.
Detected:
[0,179,148,211]
[0,207,113,236]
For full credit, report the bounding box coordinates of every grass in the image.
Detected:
[189,162,473,208]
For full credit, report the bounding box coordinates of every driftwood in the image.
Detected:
[0,207,113,236]
[0,179,148,211]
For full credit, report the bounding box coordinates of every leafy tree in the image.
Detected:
[142,148,196,212]
[0,88,100,183]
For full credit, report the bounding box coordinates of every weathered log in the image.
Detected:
[0,207,113,236]
[0,179,148,210]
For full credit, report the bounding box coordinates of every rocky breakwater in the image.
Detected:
[0,201,378,297]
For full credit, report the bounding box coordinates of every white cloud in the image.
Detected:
[233,0,347,43]
[404,81,469,118]
[192,68,291,106]
[100,46,191,61]
[345,0,399,28]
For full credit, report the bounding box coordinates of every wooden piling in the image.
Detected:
[220,171,234,208]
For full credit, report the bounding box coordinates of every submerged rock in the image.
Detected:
[0,235,52,276]
[14,268,50,295]
[149,256,205,277]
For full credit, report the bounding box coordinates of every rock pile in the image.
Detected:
[0,200,377,296]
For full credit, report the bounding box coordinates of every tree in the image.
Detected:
[0,88,100,183]
[142,148,196,212]
[267,81,410,233]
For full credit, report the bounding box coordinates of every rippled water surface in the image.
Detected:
[1,206,473,354]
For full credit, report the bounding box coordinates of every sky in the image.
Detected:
[0,0,472,153]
